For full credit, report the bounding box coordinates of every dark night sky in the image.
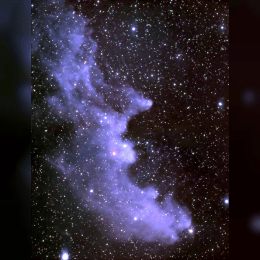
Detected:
[31,0,229,259]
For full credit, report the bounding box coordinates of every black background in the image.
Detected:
[230,0,260,259]
[0,0,30,259]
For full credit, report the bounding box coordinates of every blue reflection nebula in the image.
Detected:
[32,2,192,244]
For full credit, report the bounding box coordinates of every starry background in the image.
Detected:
[31,0,229,259]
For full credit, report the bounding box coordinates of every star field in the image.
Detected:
[32,0,229,259]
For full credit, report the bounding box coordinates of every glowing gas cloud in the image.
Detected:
[32,2,191,244]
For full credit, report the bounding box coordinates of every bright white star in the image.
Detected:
[132,27,136,31]
[62,253,69,260]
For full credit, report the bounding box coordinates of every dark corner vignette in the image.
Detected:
[0,0,31,258]
[230,0,260,259]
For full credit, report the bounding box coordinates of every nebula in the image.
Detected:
[32,2,191,244]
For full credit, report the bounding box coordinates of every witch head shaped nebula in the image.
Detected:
[32,1,192,244]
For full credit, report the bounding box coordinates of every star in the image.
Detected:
[62,253,69,260]
[132,27,136,31]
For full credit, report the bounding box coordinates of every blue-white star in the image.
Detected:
[62,253,69,260]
